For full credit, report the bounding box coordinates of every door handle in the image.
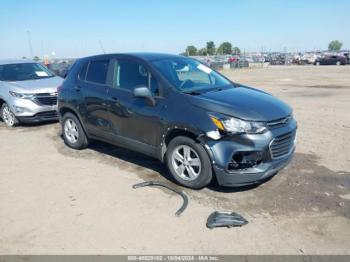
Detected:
[111,97,118,101]
[75,85,81,92]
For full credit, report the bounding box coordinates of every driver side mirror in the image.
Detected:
[133,86,155,106]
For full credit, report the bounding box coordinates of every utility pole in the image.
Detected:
[41,40,44,59]
[27,31,33,58]
[284,46,287,65]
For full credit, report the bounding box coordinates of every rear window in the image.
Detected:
[0,63,55,81]
[85,60,109,84]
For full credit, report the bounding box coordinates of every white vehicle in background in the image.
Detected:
[0,60,63,127]
[301,53,318,64]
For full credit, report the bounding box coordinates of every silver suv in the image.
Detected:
[0,60,63,127]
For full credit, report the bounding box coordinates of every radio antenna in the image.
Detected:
[99,40,106,54]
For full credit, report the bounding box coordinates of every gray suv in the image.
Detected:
[58,53,297,189]
[0,60,63,127]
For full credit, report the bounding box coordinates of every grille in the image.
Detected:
[267,116,291,129]
[269,132,295,158]
[35,111,58,119]
[33,93,58,106]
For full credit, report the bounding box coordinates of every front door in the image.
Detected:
[107,58,166,155]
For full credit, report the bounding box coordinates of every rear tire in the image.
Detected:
[166,136,213,189]
[1,103,18,127]
[62,112,89,149]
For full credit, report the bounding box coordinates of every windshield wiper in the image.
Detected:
[184,91,201,96]
[206,87,227,93]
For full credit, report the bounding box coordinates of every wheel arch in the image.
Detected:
[160,127,212,162]
[59,106,88,137]
[0,97,5,109]
[59,106,77,117]
[162,128,215,189]
[164,128,198,146]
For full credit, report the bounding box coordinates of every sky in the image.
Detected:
[0,0,349,59]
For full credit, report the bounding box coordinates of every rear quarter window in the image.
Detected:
[78,63,88,80]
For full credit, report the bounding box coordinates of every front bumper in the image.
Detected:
[206,118,297,187]
[8,96,58,123]
[17,111,58,123]
[213,148,294,187]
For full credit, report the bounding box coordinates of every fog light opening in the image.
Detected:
[14,106,26,113]
[228,151,263,171]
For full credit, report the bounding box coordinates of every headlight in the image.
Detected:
[210,115,267,134]
[9,91,35,99]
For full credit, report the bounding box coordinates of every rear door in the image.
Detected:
[77,59,112,137]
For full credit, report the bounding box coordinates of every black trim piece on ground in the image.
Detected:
[132,181,189,217]
[206,211,248,229]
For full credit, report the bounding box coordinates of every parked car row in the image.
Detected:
[192,51,350,68]
[195,55,250,69]
[0,53,297,190]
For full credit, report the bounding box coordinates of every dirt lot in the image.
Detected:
[0,65,349,254]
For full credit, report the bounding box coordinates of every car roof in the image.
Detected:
[125,52,183,61]
[80,52,184,62]
[0,59,36,65]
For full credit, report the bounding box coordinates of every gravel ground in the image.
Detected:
[0,65,349,254]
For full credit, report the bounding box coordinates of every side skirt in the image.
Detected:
[88,133,161,160]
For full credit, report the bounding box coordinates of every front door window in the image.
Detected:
[113,59,159,96]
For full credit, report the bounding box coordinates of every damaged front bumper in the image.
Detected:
[212,149,294,186]
[204,119,297,187]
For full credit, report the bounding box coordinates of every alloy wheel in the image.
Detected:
[171,145,202,181]
[64,119,79,144]
[2,105,16,127]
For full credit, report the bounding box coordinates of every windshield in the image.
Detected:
[152,57,231,92]
[0,63,55,82]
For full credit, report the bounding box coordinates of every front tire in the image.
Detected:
[166,136,213,189]
[62,112,89,149]
[1,103,18,127]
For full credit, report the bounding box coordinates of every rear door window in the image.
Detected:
[86,60,109,84]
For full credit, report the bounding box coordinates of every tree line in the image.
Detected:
[184,41,241,56]
[184,40,344,57]
[328,40,343,52]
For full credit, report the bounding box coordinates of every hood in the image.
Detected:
[187,86,292,121]
[4,76,63,93]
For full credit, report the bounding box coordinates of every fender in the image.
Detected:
[159,124,216,163]
[0,95,7,105]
